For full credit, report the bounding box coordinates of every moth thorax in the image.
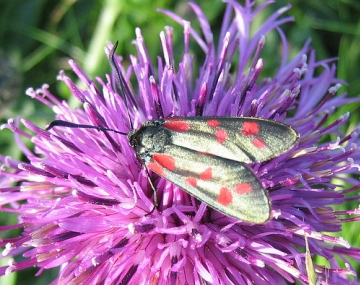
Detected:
[128,125,171,161]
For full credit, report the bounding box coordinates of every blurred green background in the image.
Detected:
[0,0,360,284]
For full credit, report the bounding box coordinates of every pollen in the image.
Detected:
[242,121,260,136]
[217,187,233,206]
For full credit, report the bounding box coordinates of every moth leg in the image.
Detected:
[144,165,158,215]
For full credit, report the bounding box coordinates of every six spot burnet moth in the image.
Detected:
[47,41,299,224]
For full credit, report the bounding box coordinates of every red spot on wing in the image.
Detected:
[147,161,164,176]
[207,119,219,128]
[235,183,252,194]
[186,177,197,187]
[164,120,190,132]
[152,154,176,170]
[215,129,227,144]
[217,187,233,206]
[199,167,212,180]
[252,137,267,149]
[242,121,260,136]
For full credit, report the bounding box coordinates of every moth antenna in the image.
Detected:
[109,43,159,214]
[46,120,127,136]
[109,41,134,131]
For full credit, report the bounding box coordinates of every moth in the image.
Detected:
[128,116,298,223]
[47,42,299,224]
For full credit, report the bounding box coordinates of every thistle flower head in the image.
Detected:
[1,1,360,284]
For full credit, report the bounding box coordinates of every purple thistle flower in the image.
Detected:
[1,1,360,284]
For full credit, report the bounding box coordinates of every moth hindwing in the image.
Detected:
[128,116,299,224]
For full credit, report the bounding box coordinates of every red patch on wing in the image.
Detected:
[148,161,164,176]
[200,167,212,180]
[252,137,267,149]
[215,129,227,144]
[152,154,176,170]
[207,119,219,128]
[163,120,190,132]
[217,187,233,206]
[186,177,197,187]
[242,121,260,136]
[196,150,212,156]
[235,183,252,194]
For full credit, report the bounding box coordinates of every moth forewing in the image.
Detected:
[163,117,299,163]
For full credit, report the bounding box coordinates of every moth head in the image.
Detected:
[128,122,171,162]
